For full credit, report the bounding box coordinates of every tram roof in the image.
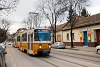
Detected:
[27,28,50,31]
[34,28,50,30]
[21,28,50,34]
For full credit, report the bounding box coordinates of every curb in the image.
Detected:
[66,48,79,50]
[65,47,96,52]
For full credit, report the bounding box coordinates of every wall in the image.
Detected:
[62,24,100,47]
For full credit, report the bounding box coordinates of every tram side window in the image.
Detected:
[22,33,27,41]
[28,33,33,42]
[34,32,38,41]
[17,36,20,42]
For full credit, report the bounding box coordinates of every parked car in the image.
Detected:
[96,45,100,53]
[0,43,7,67]
[52,42,65,49]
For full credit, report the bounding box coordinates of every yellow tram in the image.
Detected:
[15,28,51,56]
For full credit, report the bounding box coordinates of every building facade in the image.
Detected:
[56,13,100,47]
[56,23,66,42]
[63,25,100,47]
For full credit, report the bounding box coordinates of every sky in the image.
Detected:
[8,0,100,34]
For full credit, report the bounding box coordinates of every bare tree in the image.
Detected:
[0,19,11,31]
[36,0,67,43]
[0,0,19,16]
[36,0,89,44]
[59,0,89,48]
[0,0,19,42]
[0,28,7,43]
[0,19,11,43]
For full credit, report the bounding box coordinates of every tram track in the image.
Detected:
[51,50,100,64]
[37,55,88,67]
[52,49,100,58]
[11,46,100,67]
[50,55,87,67]
[21,51,87,67]
[17,47,99,67]
[38,57,59,67]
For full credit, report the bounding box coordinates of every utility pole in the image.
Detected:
[28,12,39,29]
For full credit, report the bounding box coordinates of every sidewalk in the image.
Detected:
[65,46,96,52]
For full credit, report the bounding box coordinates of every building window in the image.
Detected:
[67,33,69,40]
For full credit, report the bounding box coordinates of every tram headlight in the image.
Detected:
[39,46,42,48]
[49,46,51,48]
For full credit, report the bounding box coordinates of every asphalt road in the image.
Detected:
[5,45,100,67]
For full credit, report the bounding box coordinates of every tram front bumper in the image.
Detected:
[43,49,50,54]
[38,48,51,54]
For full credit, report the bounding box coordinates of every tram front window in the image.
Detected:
[38,32,50,41]
[34,29,50,41]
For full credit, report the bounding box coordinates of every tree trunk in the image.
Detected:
[55,15,57,42]
[55,19,56,42]
[52,13,55,44]
[70,27,74,48]
[52,26,55,44]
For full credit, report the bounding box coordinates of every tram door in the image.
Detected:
[28,33,33,51]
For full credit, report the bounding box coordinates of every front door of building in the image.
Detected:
[96,29,100,45]
[57,35,61,41]
[83,31,88,46]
